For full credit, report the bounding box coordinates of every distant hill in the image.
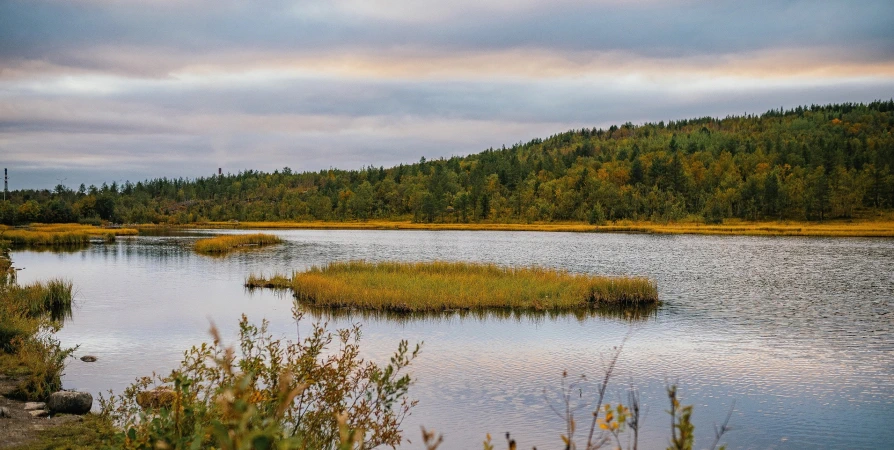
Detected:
[3,100,894,225]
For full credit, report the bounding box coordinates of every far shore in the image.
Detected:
[135,218,894,238]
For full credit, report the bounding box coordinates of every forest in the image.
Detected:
[3,100,894,226]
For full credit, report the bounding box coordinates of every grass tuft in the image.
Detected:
[194,233,283,254]
[250,261,658,312]
[245,272,294,289]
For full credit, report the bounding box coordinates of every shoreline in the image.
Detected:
[138,219,894,238]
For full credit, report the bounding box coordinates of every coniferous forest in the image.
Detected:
[3,101,894,226]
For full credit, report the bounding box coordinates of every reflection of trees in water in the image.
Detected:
[11,244,88,254]
[294,302,658,324]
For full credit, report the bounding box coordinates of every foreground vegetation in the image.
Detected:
[85,315,723,450]
[193,233,283,254]
[98,312,420,450]
[0,246,76,401]
[3,101,894,227]
[247,261,658,311]
[0,223,138,247]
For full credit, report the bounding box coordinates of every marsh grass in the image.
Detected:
[0,248,76,401]
[192,218,894,237]
[194,233,283,254]
[251,261,658,312]
[0,223,138,247]
[245,272,294,289]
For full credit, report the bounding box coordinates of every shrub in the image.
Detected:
[100,309,421,449]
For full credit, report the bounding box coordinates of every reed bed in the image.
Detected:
[192,219,894,237]
[0,224,138,246]
[194,233,283,254]
[18,279,74,322]
[252,261,658,312]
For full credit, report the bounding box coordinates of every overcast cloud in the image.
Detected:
[2,0,893,189]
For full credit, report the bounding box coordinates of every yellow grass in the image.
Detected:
[189,219,894,237]
[245,272,293,289]
[0,223,138,246]
[194,233,283,254]
[250,260,658,312]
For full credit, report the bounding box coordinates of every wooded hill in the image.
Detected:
[4,100,894,225]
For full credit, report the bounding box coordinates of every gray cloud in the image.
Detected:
[2,0,892,75]
[1,0,893,189]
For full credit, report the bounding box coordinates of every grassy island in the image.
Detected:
[0,223,138,246]
[194,233,283,254]
[246,260,658,311]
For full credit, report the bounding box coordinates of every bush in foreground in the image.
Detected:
[100,310,420,449]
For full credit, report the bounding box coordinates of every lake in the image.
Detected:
[12,230,894,449]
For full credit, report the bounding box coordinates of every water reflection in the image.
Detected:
[297,302,659,324]
[8,244,88,253]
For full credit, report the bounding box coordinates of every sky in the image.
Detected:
[2,0,893,190]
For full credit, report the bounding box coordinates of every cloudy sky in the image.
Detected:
[2,0,893,189]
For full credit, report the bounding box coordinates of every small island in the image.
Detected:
[246,260,658,311]
[194,233,283,254]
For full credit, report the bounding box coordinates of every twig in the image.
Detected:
[709,400,735,450]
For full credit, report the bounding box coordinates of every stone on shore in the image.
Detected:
[24,402,46,411]
[47,391,93,415]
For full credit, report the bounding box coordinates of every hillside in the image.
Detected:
[3,100,894,225]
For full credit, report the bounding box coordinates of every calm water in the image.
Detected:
[13,230,894,449]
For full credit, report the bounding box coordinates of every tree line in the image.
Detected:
[3,100,894,225]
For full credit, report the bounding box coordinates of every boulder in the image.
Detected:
[80,355,98,362]
[0,406,9,418]
[47,391,93,415]
[136,387,176,410]
[29,409,48,418]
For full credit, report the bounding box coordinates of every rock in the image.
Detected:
[29,409,49,418]
[80,355,98,362]
[23,402,45,411]
[47,391,93,415]
[0,406,9,418]
[136,387,176,410]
